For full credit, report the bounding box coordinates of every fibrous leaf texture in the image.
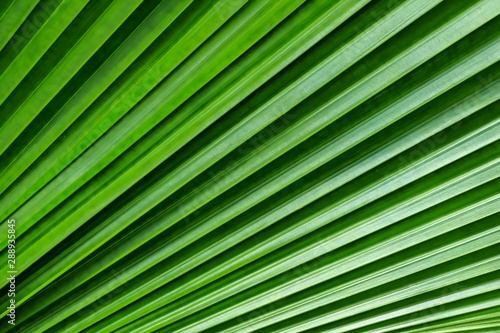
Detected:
[0,0,499,332]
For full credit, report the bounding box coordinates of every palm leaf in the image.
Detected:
[0,0,498,332]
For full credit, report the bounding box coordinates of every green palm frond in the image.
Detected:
[0,0,498,332]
